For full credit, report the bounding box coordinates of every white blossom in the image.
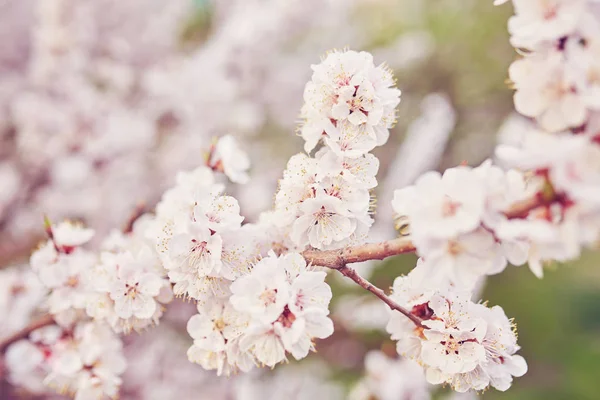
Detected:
[230,252,333,368]
[29,226,97,318]
[152,166,246,300]
[6,322,126,399]
[393,168,486,240]
[291,194,356,250]
[51,222,95,250]
[386,273,527,393]
[209,135,251,184]
[187,299,254,376]
[509,53,587,132]
[0,267,47,335]
[508,0,586,49]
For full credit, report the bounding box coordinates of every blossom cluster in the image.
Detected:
[386,272,527,392]
[0,0,357,258]
[0,266,46,336]
[1,138,244,398]
[4,217,174,399]
[142,133,335,374]
[29,220,173,334]
[494,0,600,274]
[274,50,401,250]
[187,252,333,373]
[6,321,126,400]
[392,160,535,286]
[150,163,247,301]
[1,28,593,397]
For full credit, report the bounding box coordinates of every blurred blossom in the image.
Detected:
[234,363,343,400]
[0,0,363,254]
[349,350,431,400]
[122,326,231,400]
[372,31,436,70]
[333,295,389,331]
[0,162,21,218]
[0,266,46,336]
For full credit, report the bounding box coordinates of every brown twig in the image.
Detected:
[0,193,555,352]
[338,265,423,327]
[303,237,416,269]
[302,191,555,327]
[0,315,54,353]
[303,237,422,327]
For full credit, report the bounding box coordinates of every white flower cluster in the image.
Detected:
[186,251,333,373]
[507,0,600,132]
[150,164,249,301]
[87,220,174,334]
[29,222,97,323]
[4,23,595,396]
[146,136,335,375]
[9,214,177,398]
[29,220,173,333]
[0,267,46,336]
[274,50,401,250]
[494,0,600,274]
[230,252,333,367]
[392,161,534,287]
[386,273,527,393]
[6,321,126,400]
[300,50,401,153]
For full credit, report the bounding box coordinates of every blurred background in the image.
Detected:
[0,0,598,399]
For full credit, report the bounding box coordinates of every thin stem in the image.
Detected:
[337,265,423,327]
[0,194,552,352]
[302,191,554,328]
[303,237,422,327]
[0,315,54,353]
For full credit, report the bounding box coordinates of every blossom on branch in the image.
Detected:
[386,272,527,393]
[391,161,531,288]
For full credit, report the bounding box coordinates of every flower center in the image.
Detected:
[214,318,226,331]
[314,206,335,226]
[188,239,211,268]
[124,282,139,299]
[259,288,278,306]
[66,276,79,288]
[277,305,297,328]
[441,197,461,217]
[447,240,464,256]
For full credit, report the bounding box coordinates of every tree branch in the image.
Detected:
[0,193,556,353]
[303,237,422,327]
[303,237,416,269]
[337,265,423,327]
[0,315,54,353]
[302,191,556,328]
